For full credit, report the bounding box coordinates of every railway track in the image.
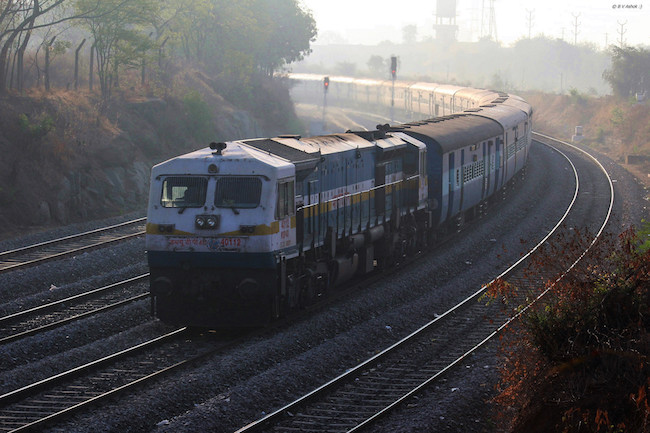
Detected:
[234,134,614,433]
[0,327,247,432]
[0,218,146,274]
[0,274,149,345]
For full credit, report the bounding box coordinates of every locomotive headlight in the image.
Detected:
[206,215,218,228]
[195,216,206,229]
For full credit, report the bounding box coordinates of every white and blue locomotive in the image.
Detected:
[146,81,532,327]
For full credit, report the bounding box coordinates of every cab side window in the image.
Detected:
[276,180,295,219]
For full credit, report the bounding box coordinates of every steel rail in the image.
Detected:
[235,134,614,433]
[0,218,146,258]
[0,218,146,273]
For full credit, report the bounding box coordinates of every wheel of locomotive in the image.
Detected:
[298,275,317,308]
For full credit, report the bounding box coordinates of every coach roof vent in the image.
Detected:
[210,142,227,155]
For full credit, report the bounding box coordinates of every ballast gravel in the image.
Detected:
[0,143,646,433]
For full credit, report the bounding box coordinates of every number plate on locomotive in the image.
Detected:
[167,237,246,252]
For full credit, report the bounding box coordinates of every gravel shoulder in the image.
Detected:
[1,140,646,433]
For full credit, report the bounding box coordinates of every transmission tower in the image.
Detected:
[617,20,627,48]
[526,9,534,39]
[571,13,581,45]
[481,0,498,41]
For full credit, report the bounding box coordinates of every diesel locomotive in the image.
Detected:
[145,77,532,327]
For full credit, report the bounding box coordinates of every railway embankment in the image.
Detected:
[524,91,650,187]
[0,72,301,240]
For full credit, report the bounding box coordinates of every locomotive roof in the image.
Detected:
[298,133,376,154]
[241,137,322,174]
[396,114,503,154]
[151,141,294,178]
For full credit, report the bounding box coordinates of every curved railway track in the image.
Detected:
[0,274,149,345]
[0,218,146,274]
[234,134,614,433]
[0,135,614,432]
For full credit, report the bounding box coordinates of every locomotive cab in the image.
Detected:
[146,141,297,327]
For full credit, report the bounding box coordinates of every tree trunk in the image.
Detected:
[89,42,95,91]
[44,37,56,91]
[74,39,86,90]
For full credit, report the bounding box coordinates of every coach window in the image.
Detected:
[161,177,207,208]
[276,180,295,219]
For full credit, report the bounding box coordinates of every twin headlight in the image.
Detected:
[195,215,220,230]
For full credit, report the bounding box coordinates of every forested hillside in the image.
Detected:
[0,0,316,238]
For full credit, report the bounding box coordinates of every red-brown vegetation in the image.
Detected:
[486,228,650,432]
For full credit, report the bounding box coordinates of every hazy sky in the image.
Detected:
[299,0,649,48]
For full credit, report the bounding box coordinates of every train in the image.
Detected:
[145,76,533,328]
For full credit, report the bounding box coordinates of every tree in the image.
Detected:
[367,55,385,77]
[0,0,108,94]
[335,61,356,76]
[75,0,159,102]
[250,0,316,76]
[603,46,650,98]
[0,0,63,94]
[402,24,417,45]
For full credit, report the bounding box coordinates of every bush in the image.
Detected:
[489,228,650,432]
[18,113,55,139]
[182,90,214,143]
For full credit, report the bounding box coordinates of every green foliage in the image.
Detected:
[75,0,161,100]
[18,113,55,139]
[182,90,213,142]
[251,0,317,76]
[568,87,586,105]
[51,40,72,57]
[335,61,357,76]
[163,0,315,80]
[603,46,650,98]
[367,55,386,77]
[639,220,650,254]
[402,24,417,44]
[610,106,625,127]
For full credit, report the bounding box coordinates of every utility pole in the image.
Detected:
[572,13,581,45]
[526,9,534,39]
[322,76,329,132]
[605,32,609,49]
[617,20,627,48]
[390,56,397,123]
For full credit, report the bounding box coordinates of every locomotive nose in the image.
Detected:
[152,277,174,296]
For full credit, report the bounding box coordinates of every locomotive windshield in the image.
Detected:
[161,177,207,208]
[215,177,262,209]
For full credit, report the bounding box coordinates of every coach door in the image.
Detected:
[446,152,455,222]
[375,164,386,221]
[482,142,488,200]
[458,149,465,211]
[495,137,503,189]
